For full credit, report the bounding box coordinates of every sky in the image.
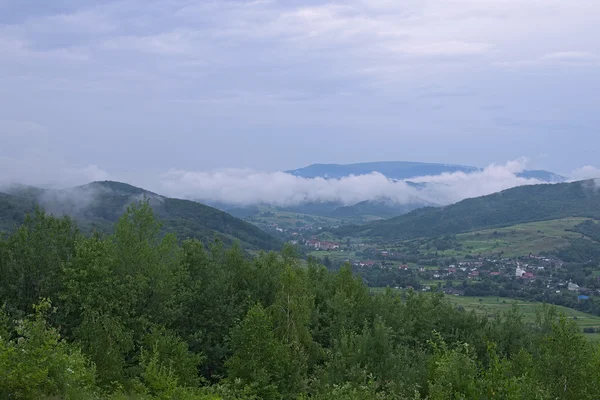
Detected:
[0,0,599,202]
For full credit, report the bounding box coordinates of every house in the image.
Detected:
[360,261,376,267]
[320,241,340,250]
[448,268,457,273]
[305,240,340,250]
[468,271,480,279]
[305,240,321,249]
[521,272,535,280]
[490,272,501,276]
[568,282,580,292]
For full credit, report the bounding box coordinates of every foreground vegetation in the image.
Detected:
[1,203,600,399]
[446,296,600,341]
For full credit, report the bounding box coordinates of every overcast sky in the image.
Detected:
[1,0,599,189]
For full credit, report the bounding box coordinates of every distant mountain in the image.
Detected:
[286,161,479,180]
[336,179,600,240]
[0,192,36,232]
[0,181,281,251]
[517,170,565,182]
[286,161,564,182]
[329,199,438,221]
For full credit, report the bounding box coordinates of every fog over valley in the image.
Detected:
[1,158,599,210]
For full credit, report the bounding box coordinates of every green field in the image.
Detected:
[438,218,591,258]
[249,206,343,229]
[446,295,600,341]
[370,289,600,341]
[308,249,355,261]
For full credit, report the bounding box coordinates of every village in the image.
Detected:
[254,221,600,312]
[299,238,600,299]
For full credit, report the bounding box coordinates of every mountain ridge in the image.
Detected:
[286,161,565,182]
[0,181,281,251]
[335,179,600,240]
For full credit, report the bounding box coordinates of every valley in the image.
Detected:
[4,0,600,395]
[2,175,600,398]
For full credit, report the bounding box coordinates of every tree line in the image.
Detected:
[1,202,600,399]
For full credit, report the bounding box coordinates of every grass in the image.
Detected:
[437,218,591,258]
[251,206,343,228]
[369,289,600,341]
[446,295,600,341]
[308,249,356,261]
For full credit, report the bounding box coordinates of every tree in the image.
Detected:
[0,300,96,399]
[226,303,291,400]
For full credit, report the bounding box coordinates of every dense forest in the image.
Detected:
[1,203,600,399]
[558,220,600,262]
[336,180,600,240]
[0,181,280,251]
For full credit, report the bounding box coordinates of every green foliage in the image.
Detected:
[0,299,97,399]
[570,219,600,242]
[0,204,599,399]
[140,327,204,389]
[225,303,292,399]
[557,238,600,262]
[0,192,35,232]
[0,208,78,315]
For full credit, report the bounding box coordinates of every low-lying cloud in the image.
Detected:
[157,160,553,207]
[2,157,599,209]
[570,166,600,181]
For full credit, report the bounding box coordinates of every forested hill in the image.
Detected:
[0,192,36,231]
[0,181,281,250]
[336,179,600,239]
[1,204,599,398]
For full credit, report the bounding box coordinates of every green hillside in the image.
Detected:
[435,218,589,258]
[0,192,36,232]
[337,180,600,240]
[329,199,434,222]
[0,181,281,250]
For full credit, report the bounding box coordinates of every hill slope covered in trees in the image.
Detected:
[0,204,599,399]
[336,179,600,240]
[0,181,280,250]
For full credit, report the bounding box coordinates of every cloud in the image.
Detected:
[157,159,543,207]
[0,0,598,176]
[570,166,600,181]
[0,155,109,188]
[410,159,540,204]
[1,155,596,210]
[499,51,600,68]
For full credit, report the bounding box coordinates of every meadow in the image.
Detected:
[446,295,600,341]
[438,218,590,258]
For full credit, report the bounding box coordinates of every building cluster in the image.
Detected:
[305,239,340,251]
